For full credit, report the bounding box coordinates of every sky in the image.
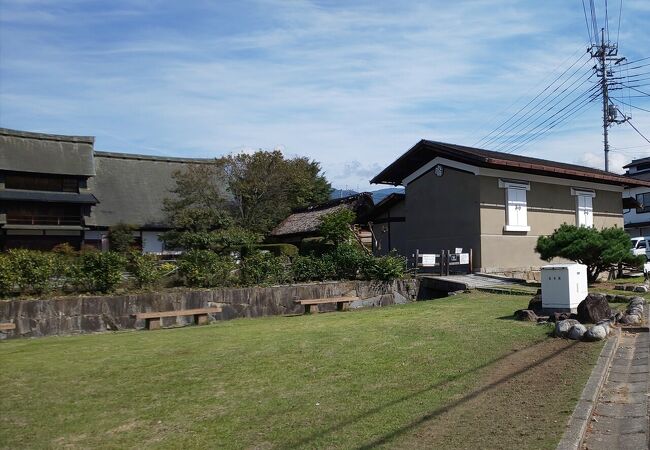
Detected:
[1,0,649,191]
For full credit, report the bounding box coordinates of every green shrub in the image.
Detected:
[7,249,58,294]
[360,254,407,281]
[72,251,127,293]
[128,252,165,288]
[108,223,137,253]
[247,243,299,259]
[291,255,337,282]
[240,251,292,286]
[318,209,356,246]
[299,237,332,256]
[164,228,261,252]
[52,242,78,257]
[330,243,367,279]
[0,254,16,296]
[178,250,235,287]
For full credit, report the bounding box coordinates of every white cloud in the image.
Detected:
[0,0,649,190]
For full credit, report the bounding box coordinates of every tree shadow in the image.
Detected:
[282,339,563,449]
[354,341,578,449]
[496,314,519,321]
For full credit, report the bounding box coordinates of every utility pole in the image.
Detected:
[599,28,610,172]
[590,28,627,172]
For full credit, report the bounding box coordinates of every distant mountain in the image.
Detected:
[370,187,404,203]
[330,187,404,204]
[330,189,358,199]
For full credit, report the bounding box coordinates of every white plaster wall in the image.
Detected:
[142,231,164,253]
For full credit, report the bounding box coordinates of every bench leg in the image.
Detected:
[336,302,345,311]
[194,314,209,326]
[146,318,161,330]
[304,304,311,314]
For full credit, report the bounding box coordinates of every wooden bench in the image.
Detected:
[0,323,16,331]
[294,296,359,314]
[133,307,222,330]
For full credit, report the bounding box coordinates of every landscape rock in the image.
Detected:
[555,319,580,338]
[577,294,612,324]
[628,306,644,316]
[614,312,624,323]
[527,295,542,312]
[584,325,607,341]
[625,285,636,291]
[514,309,538,322]
[548,312,576,323]
[595,320,611,335]
[629,297,645,307]
[614,285,626,291]
[621,314,641,325]
[633,285,648,293]
[615,295,632,303]
[568,324,587,340]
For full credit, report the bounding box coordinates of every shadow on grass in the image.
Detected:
[496,314,519,321]
[283,338,569,449]
[354,340,578,449]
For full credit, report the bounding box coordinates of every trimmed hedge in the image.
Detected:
[241,252,292,286]
[178,250,235,288]
[250,244,299,258]
[0,243,407,297]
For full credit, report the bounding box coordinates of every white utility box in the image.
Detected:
[541,264,588,312]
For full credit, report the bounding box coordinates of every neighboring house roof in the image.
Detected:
[368,193,405,220]
[371,140,650,187]
[89,151,214,229]
[0,190,98,204]
[270,193,374,237]
[0,127,96,176]
[623,156,650,169]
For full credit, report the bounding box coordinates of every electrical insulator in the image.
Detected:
[608,104,618,120]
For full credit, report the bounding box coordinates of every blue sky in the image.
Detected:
[1,0,649,190]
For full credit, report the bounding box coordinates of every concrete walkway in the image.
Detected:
[582,329,649,449]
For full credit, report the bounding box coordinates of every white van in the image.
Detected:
[630,236,650,261]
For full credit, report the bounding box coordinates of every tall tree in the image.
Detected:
[217,151,331,233]
[163,163,232,232]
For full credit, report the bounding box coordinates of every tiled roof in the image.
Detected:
[371,140,650,187]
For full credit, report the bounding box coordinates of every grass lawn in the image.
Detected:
[0,293,601,449]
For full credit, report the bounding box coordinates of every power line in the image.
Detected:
[468,47,587,143]
[474,52,591,147]
[616,0,623,46]
[489,70,597,150]
[621,84,650,96]
[499,86,601,152]
[505,91,600,154]
[626,119,650,144]
[605,0,610,44]
[610,97,650,113]
[492,77,598,152]
[582,0,595,45]
[615,56,650,66]
[478,55,593,148]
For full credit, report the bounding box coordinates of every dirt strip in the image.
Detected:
[375,338,602,450]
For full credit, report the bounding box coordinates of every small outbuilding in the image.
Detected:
[371,139,650,278]
[269,193,375,248]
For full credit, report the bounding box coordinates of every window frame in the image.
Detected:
[636,192,650,214]
[499,179,531,232]
[571,188,595,228]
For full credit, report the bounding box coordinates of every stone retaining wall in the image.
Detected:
[0,279,419,339]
